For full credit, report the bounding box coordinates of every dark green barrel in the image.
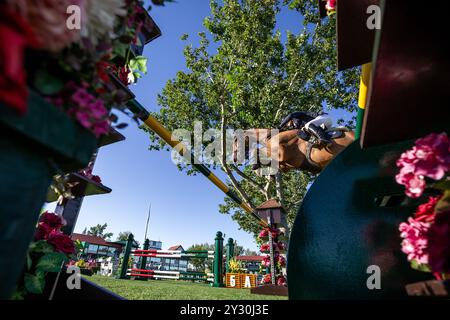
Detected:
[287,140,433,299]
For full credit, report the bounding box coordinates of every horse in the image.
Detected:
[233,127,355,174]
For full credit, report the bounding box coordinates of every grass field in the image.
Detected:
[87,275,287,300]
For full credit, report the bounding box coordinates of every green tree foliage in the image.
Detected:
[186,243,215,272]
[116,231,133,241]
[82,223,114,240]
[143,0,359,236]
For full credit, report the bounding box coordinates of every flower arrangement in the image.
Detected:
[79,167,102,184]
[227,257,245,274]
[261,274,287,286]
[67,259,98,276]
[257,227,287,286]
[396,132,450,279]
[1,0,154,137]
[13,212,76,299]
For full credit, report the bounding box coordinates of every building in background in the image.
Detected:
[235,256,264,273]
[71,233,124,260]
[145,240,164,269]
[152,244,188,272]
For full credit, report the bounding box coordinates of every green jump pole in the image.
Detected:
[213,231,224,287]
[225,238,234,273]
[119,233,134,279]
[126,99,267,227]
[137,239,150,281]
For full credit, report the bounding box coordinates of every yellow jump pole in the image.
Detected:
[355,63,372,140]
[127,99,267,227]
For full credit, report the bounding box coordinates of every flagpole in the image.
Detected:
[144,203,151,241]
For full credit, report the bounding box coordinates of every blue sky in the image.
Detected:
[46,1,349,252]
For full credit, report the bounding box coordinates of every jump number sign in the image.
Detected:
[226,273,257,289]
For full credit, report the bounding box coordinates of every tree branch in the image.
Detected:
[275,71,299,121]
[219,101,255,210]
[231,164,267,197]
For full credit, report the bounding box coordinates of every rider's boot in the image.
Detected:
[306,124,332,146]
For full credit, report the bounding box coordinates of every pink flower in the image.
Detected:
[427,211,450,273]
[258,228,280,239]
[399,217,430,265]
[67,260,76,266]
[261,255,271,267]
[69,86,110,137]
[72,88,91,108]
[258,229,268,239]
[395,170,426,198]
[92,119,110,137]
[75,110,92,128]
[396,132,450,198]
[325,0,336,11]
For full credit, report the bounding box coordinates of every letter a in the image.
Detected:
[366,5,381,30]
[244,275,252,288]
[366,265,381,290]
[66,5,81,30]
[66,266,81,290]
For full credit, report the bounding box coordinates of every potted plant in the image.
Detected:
[12,212,76,300]
[0,0,159,299]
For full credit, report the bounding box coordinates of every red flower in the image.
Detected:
[260,243,270,253]
[39,211,65,230]
[118,66,131,85]
[276,275,287,286]
[34,223,52,241]
[276,255,286,267]
[91,175,102,184]
[261,274,272,284]
[0,6,39,113]
[47,231,75,255]
[427,211,450,273]
[414,196,441,223]
[258,229,269,239]
[276,242,286,252]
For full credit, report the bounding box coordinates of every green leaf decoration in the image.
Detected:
[114,45,127,59]
[410,260,431,273]
[435,190,450,214]
[29,240,54,254]
[433,179,450,191]
[133,72,142,79]
[11,288,26,300]
[33,70,64,96]
[26,253,32,271]
[24,273,45,294]
[36,252,67,273]
[129,56,148,74]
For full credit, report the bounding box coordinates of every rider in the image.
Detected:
[278,111,332,146]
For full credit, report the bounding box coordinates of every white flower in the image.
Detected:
[81,0,127,45]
